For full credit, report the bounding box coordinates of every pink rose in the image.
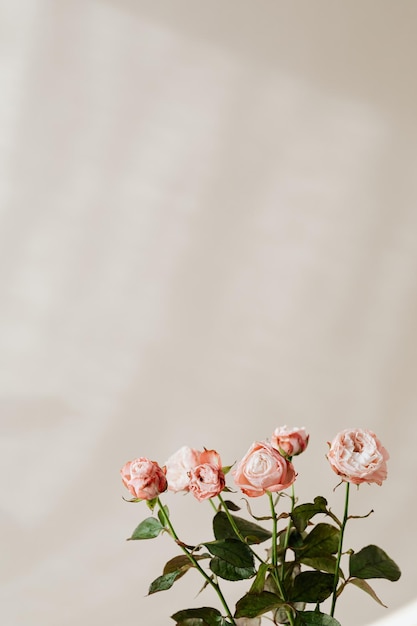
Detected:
[233,441,296,497]
[271,425,309,457]
[188,449,225,502]
[120,457,167,500]
[327,428,389,486]
[165,445,201,492]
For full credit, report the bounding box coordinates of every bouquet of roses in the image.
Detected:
[120,427,401,626]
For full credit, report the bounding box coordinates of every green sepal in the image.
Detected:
[213,511,272,544]
[171,607,228,625]
[234,591,286,618]
[349,545,401,581]
[146,497,158,512]
[294,611,342,625]
[128,516,164,540]
[290,571,334,603]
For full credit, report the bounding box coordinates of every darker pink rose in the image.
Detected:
[233,441,296,497]
[327,428,389,486]
[188,449,225,502]
[120,457,167,500]
[271,425,309,457]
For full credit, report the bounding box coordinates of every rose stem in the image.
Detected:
[217,493,294,625]
[268,492,295,626]
[216,493,265,565]
[209,498,218,513]
[330,481,350,617]
[281,478,296,582]
[156,497,236,625]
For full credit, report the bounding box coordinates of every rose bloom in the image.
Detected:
[271,425,309,457]
[327,428,389,486]
[233,441,296,497]
[188,449,225,502]
[120,457,167,500]
[165,445,201,492]
[235,619,261,626]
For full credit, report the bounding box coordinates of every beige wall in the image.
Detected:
[1,1,416,625]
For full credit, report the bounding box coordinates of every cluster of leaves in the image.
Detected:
[126,494,400,626]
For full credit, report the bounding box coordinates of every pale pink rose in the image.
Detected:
[235,619,261,626]
[271,425,309,457]
[327,428,389,486]
[233,441,296,497]
[120,457,167,500]
[165,446,201,492]
[188,449,225,502]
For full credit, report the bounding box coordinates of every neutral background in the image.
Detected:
[1,1,416,625]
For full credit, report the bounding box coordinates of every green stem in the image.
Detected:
[268,492,295,626]
[216,494,264,566]
[209,498,218,513]
[281,483,296,581]
[330,482,350,617]
[156,498,236,625]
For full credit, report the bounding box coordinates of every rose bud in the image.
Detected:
[327,428,389,486]
[120,457,167,500]
[271,425,309,457]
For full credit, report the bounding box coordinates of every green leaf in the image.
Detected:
[148,570,182,594]
[349,545,401,581]
[294,611,342,625]
[292,497,329,532]
[161,554,210,583]
[171,607,227,625]
[222,500,241,511]
[150,555,211,595]
[203,539,254,568]
[268,562,299,590]
[299,555,343,577]
[128,517,164,540]
[209,556,256,581]
[158,504,169,525]
[348,577,388,607]
[287,528,306,550]
[249,562,269,593]
[213,511,271,544]
[290,571,334,603]
[295,524,340,557]
[234,591,285,618]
